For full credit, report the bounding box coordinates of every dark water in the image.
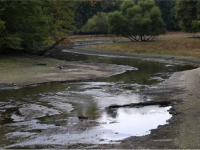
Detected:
[54,51,195,84]
[0,51,197,148]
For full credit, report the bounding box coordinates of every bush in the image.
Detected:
[82,12,109,35]
[108,0,166,42]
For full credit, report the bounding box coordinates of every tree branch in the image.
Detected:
[37,38,67,56]
[130,35,138,41]
[124,35,135,42]
[146,35,153,41]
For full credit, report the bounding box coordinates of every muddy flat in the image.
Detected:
[65,65,200,149]
[1,44,200,148]
[0,56,135,89]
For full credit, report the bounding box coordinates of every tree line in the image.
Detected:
[76,0,200,35]
[0,0,200,53]
[74,0,179,34]
[0,1,75,53]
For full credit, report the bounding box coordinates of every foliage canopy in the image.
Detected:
[73,0,122,32]
[156,0,178,30]
[82,12,109,35]
[0,1,75,52]
[108,0,166,42]
[73,1,100,30]
[175,0,200,32]
[73,0,180,32]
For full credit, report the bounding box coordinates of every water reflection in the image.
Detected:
[54,52,196,84]
[100,106,171,138]
[0,51,197,148]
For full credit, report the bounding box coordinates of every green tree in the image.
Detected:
[0,0,75,53]
[74,1,102,30]
[108,0,166,42]
[82,12,109,35]
[197,0,200,20]
[73,0,123,32]
[175,0,199,32]
[0,20,5,31]
[100,0,122,13]
[156,0,179,30]
[193,0,200,30]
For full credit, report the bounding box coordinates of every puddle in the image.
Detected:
[4,106,172,148]
[99,106,172,139]
[0,51,197,148]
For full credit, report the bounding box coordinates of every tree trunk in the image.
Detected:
[36,38,67,56]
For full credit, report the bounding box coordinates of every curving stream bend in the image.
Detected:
[0,51,197,148]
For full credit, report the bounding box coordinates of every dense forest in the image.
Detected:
[75,0,179,34]
[0,0,200,53]
[0,1,75,53]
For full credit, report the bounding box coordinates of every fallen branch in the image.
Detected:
[58,60,65,69]
[107,100,171,109]
[37,38,67,56]
[166,57,175,60]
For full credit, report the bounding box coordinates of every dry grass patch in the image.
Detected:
[67,32,200,43]
[160,32,200,39]
[68,35,127,42]
[91,38,200,59]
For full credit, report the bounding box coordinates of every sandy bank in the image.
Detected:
[0,56,135,90]
[171,67,200,148]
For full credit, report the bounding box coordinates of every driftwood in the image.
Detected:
[58,60,65,69]
[78,116,89,120]
[36,63,47,66]
[37,38,67,56]
[166,57,175,60]
[107,100,171,110]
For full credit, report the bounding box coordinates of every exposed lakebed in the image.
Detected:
[0,51,197,148]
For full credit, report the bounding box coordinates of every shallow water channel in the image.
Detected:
[0,51,197,148]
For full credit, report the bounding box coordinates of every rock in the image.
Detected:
[166,57,175,60]
[78,116,89,120]
[36,63,47,66]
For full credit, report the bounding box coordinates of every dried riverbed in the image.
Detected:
[0,46,197,149]
[0,55,135,90]
[60,44,200,149]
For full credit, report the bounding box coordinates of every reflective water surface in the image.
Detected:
[0,51,197,148]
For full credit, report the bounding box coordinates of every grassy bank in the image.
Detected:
[88,38,200,61]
